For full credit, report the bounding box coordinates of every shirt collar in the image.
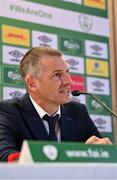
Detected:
[29,95,61,118]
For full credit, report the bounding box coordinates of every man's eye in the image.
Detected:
[55,73,60,77]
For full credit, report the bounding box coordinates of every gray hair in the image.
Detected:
[19,47,63,79]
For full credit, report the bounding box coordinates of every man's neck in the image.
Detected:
[29,95,59,115]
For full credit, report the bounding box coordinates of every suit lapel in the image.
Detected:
[19,94,76,141]
[60,105,75,141]
[20,93,48,140]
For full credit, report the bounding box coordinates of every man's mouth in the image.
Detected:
[59,89,70,94]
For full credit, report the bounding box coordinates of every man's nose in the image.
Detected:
[62,74,73,85]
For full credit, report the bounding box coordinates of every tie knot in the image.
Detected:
[43,114,59,129]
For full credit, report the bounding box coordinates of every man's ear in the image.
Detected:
[25,75,38,92]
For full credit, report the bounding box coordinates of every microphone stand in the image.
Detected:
[72,91,117,118]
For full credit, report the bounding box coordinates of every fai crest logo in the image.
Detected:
[79,14,93,32]
[42,145,58,161]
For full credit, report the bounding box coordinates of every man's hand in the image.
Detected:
[85,135,112,145]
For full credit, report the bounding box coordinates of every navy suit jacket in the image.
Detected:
[0,93,101,161]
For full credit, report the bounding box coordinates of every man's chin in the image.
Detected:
[59,97,72,105]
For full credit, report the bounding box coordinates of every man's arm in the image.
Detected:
[0,101,20,161]
[72,102,112,144]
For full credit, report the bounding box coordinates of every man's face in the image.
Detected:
[36,55,72,107]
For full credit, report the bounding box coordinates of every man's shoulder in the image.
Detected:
[0,97,18,106]
[62,100,86,112]
[61,101,89,119]
[0,93,28,111]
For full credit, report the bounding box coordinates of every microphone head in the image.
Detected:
[71,90,81,96]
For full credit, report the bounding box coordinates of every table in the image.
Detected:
[0,162,117,179]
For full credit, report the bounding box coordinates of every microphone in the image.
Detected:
[72,90,117,118]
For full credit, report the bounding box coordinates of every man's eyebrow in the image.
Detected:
[52,69,63,73]
[52,68,69,73]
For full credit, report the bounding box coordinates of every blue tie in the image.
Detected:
[43,114,59,141]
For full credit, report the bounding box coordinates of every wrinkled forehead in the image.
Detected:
[41,55,68,65]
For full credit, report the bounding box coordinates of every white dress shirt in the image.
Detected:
[29,96,61,141]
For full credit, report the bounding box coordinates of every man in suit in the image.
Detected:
[0,47,111,161]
